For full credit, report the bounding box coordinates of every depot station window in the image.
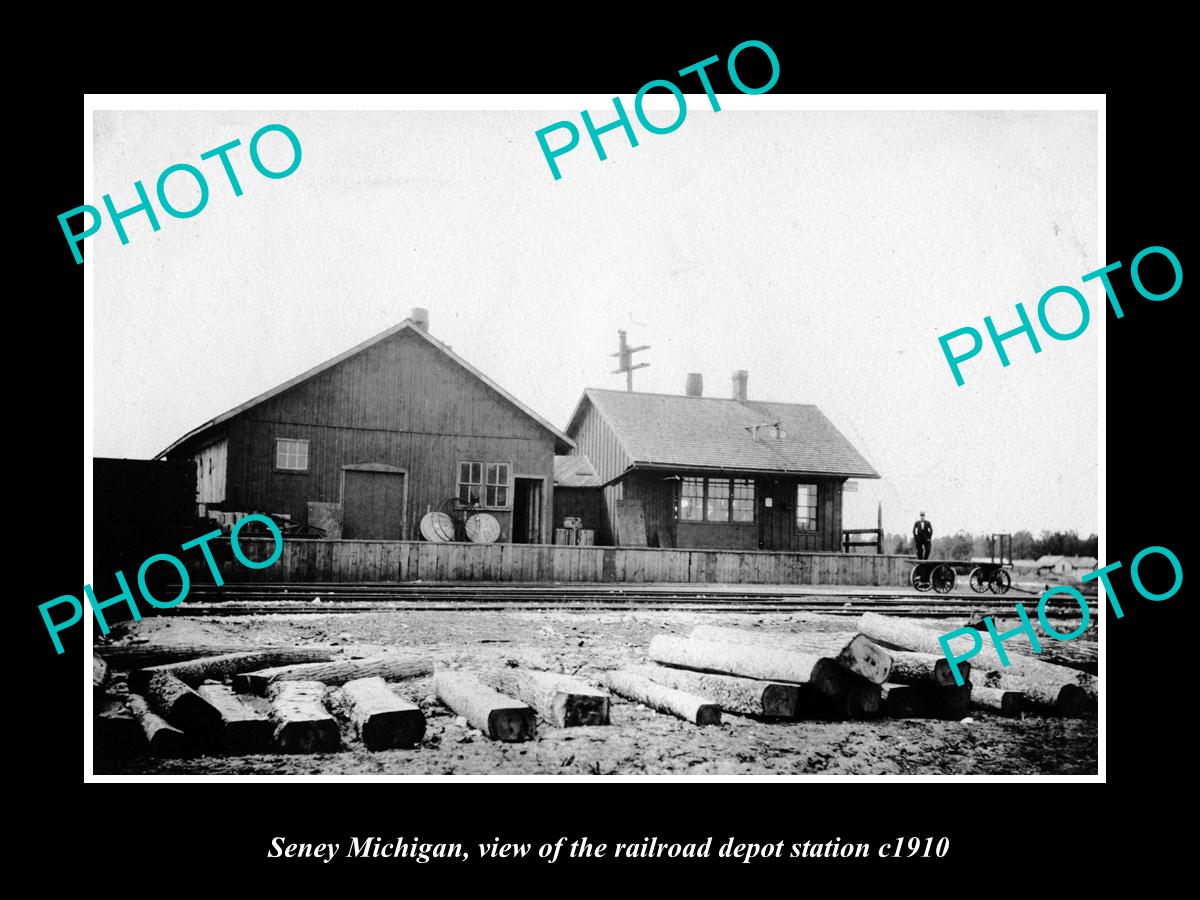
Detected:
[679,477,755,523]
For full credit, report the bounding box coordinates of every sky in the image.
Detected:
[92,106,1098,537]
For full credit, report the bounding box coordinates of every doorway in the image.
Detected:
[512,477,543,544]
[342,466,406,539]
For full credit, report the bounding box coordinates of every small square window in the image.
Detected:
[275,438,309,471]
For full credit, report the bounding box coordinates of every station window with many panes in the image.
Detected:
[678,477,756,523]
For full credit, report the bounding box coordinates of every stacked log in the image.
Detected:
[434,670,537,742]
[604,670,721,725]
[858,612,1095,716]
[197,684,276,753]
[235,655,434,696]
[341,677,426,750]
[972,685,1024,716]
[94,642,259,669]
[623,664,798,718]
[482,669,611,727]
[146,672,223,745]
[129,647,336,693]
[648,633,881,720]
[126,695,190,757]
[689,626,892,684]
[268,681,340,753]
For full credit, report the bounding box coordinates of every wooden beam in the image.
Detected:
[604,669,721,725]
[146,672,223,743]
[434,670,537,742]
[483,669,610,727]
[624,664,797,718]
[340,677,426,750]
[886,650,965,687]
[690,626,893,684]
[126,694,189,757]
[972,685,1024,716]
[196,684,275,754]
[235,655,434,696]
[129,647,336,693]
[268,681,340,753]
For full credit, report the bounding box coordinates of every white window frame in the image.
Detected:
[796,483,819,532]
[457,460,512,510]
[275,437,309,472]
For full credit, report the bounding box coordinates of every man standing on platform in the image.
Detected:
[913,511,933,560]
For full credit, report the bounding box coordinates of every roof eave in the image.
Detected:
[628,460,881,479]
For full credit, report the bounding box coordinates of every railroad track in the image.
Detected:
[170,583,1097,618]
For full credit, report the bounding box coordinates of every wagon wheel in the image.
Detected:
[969,567,988,593]
[911,563,932,592]
[931,564,956,594]
[989,569,1012,595]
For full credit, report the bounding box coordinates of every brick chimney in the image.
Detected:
[411,307,430,331]
[732,369,748,401]
[685,373,703,397]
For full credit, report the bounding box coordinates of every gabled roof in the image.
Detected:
[158,319,575,458]
[554,454,602,487]
[566,388,878,478]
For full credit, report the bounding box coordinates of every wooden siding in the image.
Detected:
[568,398,631,544]
[199,538,911,586]
[191,328,556,541]
[194,437,227,505]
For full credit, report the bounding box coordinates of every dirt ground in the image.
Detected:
[96,610,1098,776]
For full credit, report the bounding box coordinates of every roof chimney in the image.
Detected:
[411,307,430,331]
[732,369,748,402]
[685,373,703,397]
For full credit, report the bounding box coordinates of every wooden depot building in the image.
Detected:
[563,370,879,551]
[158,309,574,544]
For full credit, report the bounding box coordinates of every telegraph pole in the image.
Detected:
[611,329,650,391]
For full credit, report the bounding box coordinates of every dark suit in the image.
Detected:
[913,519,933,560]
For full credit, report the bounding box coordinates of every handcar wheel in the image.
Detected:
[911,564,932,592]
[969,567,988,593]
[932,564,956,594]
[989,569,1012,595]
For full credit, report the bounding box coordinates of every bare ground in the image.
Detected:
[96,609,1098,776]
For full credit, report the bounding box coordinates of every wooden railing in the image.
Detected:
[205,538,912,586]
[842,528,883,554]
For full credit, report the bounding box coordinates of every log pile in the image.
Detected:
[92,611,1095,765]
[93,645,432,759]
[857,612,1095,717]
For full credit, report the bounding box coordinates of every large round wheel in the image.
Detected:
[989,569,1012,595]
[932,564,956,594]
[911,563,932,592]
[969,567,988,593]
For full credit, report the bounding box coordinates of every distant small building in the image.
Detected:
[1036,554,1098,577]
[1036,554,1065,573]
[564,371,879,550]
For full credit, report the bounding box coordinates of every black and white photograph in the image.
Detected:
[82,97,1101,778]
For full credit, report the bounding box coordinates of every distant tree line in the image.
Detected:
[884,529,1099,561]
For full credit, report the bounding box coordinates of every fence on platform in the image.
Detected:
[208,538,912,586]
